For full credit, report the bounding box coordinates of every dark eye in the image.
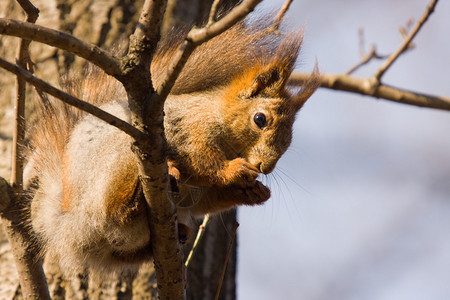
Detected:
[253,113,267,129]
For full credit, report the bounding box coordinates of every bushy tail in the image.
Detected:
[25,65,126,186]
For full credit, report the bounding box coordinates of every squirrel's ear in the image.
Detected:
[240,65,289,98]
[239,32,304,99]
[292,63,320,111]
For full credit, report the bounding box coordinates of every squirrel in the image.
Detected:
[23,17,319,275]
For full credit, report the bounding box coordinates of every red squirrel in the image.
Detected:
[24,18,319,274]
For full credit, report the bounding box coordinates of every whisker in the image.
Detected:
[272,169,291,199]
[260,173,277,224]
[276,167,311,195]
[271,170,294,214]
[285,145,309,158]
[271,168,306,222]
[216,210,237,239]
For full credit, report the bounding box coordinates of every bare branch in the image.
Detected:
[373,0,438,80]
[0,57,145,142]
[269,0,294,33]
[12,0,39,191]
[358,27,365,57]
[121,0,167,99]
[127,0,166,64]
[185,214,210,268]
[188,0,263,44]
[399,17,416,46]
[290,72,450,111]
[0,177,51,300]
[207,0,222,27]
[0,18,122,76]
[5,2,51,299]
[346,28,388,75]
[346,45,388,75]
[16,0,39,18]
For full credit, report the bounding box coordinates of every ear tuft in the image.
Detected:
[292,62,320,111]
[242,31,303,99]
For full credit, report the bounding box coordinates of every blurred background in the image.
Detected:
[238,0,450,299]
[0,0,448,299]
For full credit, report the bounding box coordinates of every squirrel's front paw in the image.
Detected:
[234,181,271,205]
[220,158,259,187]
[168,160,181,181]
[168,160,181,193]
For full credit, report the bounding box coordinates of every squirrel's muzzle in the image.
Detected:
[251,158,278,175]
[260,161,276,175]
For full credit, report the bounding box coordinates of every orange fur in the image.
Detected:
[104,160,140,226]
[25,15,320,275]
[61,152,73,212]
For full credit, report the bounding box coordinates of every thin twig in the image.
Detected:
[346,45,375,75]
[289,72,450,111]
[0,57,145,142]
[399,17,415,43]
[358,27,365,58]
[0,18,122,77]
[207,0,222,27]
[5,1,50,299]
[188,0,262,44]
[346,45,388,75]
[269,0,293,33]
[373,0,438,80]
[12,0,39,190]
[185,214,211,268]
[16,0,39,17]
[214,222,239,300]
[346,28,388,75]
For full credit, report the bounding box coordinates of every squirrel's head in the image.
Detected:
[158,19,320,176]
[221,33,319,174]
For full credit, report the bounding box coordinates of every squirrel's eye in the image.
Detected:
[253,113,267,129]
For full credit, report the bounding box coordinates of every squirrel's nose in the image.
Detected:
[259,160,277,175]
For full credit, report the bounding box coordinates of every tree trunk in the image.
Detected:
[0,0,239,299]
